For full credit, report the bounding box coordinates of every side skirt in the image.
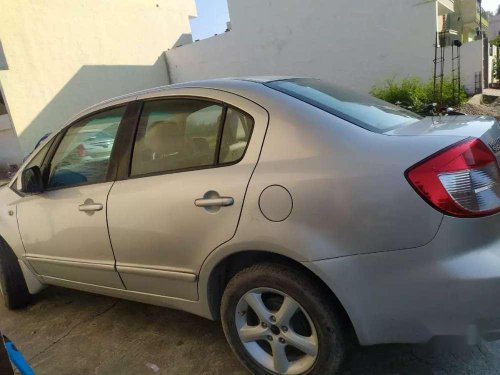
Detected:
[40,275,213,320]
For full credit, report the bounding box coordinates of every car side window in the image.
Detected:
[14,138,55,192]
[131,99,224,176]
[131,99,255,177]
[46,106,125,189]
[219,107,253,164]
[24,138,54,171]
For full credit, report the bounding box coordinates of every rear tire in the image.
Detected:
[221,263,346,375]
[0,238,30,309]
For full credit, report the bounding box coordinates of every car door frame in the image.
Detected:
[113,93,258,182]
[105,87,270,301]
[11,99,143,195]
[16,100,142,288]
[37,101,143,191]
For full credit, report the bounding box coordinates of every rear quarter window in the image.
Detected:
[265,78,422,133]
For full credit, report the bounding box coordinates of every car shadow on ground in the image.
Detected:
[1,287,500,375]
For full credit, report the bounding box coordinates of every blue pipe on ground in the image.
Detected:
[3,336,35,375]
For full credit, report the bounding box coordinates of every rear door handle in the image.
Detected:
[195,197,234,208]
[78,199,103,212]
[79,204,103,212]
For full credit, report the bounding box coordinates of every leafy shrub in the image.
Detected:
[370,77,429,112]
[491,36,500,49]
[370,76,467,114]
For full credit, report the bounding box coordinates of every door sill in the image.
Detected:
[41,275,209,318]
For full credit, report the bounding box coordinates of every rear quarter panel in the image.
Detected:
[214,93,466,262]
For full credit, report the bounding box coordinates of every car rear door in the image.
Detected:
[107,88,268,301]
[16,104,131,289]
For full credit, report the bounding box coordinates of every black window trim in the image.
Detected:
[38,102,132,193]
[214,106,228,166]
[17,95,256,193]
[11,136,57,196]
[122,95,255,181]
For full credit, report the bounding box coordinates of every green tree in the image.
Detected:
[491,36,500,48]
[492,37,500,65]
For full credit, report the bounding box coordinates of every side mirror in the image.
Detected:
[21,166,44,194]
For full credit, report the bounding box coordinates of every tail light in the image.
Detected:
[406,138,500,217]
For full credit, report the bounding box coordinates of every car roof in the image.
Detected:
[70,76,301,123]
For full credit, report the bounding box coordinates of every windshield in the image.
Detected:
[265,78,422,133]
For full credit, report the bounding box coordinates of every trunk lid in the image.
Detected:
[385,115,500,163]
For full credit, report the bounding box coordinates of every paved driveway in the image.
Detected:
[1,287,500,374]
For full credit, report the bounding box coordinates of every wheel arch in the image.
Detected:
[0,233,18,259]
[0,233,44,294]
[201,249,357,342]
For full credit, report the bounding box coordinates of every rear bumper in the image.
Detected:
[305,213,500,346]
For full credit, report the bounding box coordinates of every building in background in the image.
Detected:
[0,0,494,170]
[489,14,500,39]
[0,0,196,170]
[489,13,500,87]
[166,0,489,94]
[443,0,491,91]
[0,97,22,178]
[447,0,489,43]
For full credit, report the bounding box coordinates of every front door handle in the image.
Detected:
[78,198,103,212]
[195,197,234,208]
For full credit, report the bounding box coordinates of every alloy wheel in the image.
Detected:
[235,287,319,374]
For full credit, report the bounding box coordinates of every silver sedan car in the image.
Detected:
[1,78,499,374]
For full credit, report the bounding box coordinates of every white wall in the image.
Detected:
[488,44,499,84]
[443,40,483,94]
[0,114,22,169]
[166,0,439,92]
[0,0,196,156]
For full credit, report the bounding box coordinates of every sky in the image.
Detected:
[190,0,500,41]
[190,0,230,41]
[482,0,500,13]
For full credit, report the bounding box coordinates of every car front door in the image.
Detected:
[107,89,268,301]
[17,105,128,289]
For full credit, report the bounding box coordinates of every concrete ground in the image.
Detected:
[1,287,500,375]
[482,89,500,98]
[460,91,500,119]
